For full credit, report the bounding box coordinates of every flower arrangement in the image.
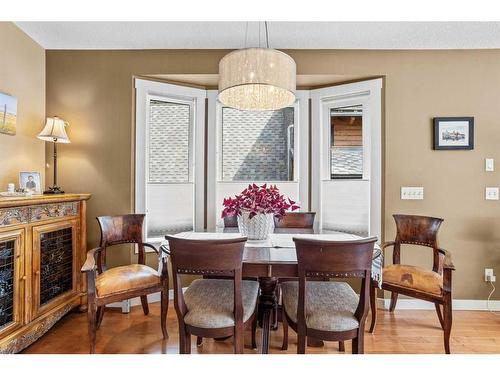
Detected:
[221,183,299,220]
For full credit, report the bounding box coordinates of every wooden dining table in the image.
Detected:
[166,227,382,354]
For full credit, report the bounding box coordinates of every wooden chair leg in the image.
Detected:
[160,290,169,339]
[87,303,97,354]
[369,283,377,333]
[281,315,289,351]
[140,295,149,315]
[96,306,105,329]
[338,341,345,352]
[196,337,203,346]
[443,298,452,354]
[234,326,244,354]
[297,331,306,354]
[357,332,365,354]
[352,331,364,354]
[435,303,445,330]
[178,322,189,354]
[389,292,398,312]
[251,315,258,350]
[181,332,191,354]
[179,327,185,354]
[352,338,359,354]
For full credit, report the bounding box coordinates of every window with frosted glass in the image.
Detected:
[330,106,363,179]
[221,107,295,181]
[148,100,190,183]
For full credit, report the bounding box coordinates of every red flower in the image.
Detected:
[221,184,300,220]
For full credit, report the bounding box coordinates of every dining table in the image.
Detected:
[163,227,382,354]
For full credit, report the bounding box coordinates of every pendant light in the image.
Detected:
[218,22,296,111]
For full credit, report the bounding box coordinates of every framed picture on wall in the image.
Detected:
[433,117,474,150]
[0,92,17,135]
[19,171,42,194]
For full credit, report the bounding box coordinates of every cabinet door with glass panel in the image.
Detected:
[0,229,25,338]
[30,220,79,320]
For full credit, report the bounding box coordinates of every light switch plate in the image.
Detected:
[401,187,424,200]
[486,158,494,172]
[485,187,499,200]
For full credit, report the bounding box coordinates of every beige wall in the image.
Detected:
[0,23,45,190]
[46,48,500,300]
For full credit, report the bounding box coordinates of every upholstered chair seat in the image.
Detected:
[96,264,160,297]
[281,281,359,332]
[383,264,443,296]
[370,214,455,354]
[183,279,259,329]
[81,214,169,353]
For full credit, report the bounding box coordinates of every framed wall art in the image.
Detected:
[433,117,474,150]
[0,92,17,135]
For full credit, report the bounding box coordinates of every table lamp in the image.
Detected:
[37,117,70,194]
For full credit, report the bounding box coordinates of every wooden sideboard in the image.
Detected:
[0,193,91,353]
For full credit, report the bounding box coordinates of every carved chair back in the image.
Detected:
[392,214,443,273]
[96,214,147,272]
[166,236,247,322]
[274,212,316,229]
[293,237,377,330]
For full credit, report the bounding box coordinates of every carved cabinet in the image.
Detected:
[0,194,90,353]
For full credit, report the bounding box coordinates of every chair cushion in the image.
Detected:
[183,279,259,329]
[96,264,160,297]
[281,281,359,332]
[383,264,443,296]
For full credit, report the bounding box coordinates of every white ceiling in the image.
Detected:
[16,22,500,50]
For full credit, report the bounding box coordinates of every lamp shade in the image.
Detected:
[218,48,296,111]
[37,117,70,143]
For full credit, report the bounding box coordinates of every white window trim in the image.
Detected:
[135,78,206,241]
[311,78,383,239]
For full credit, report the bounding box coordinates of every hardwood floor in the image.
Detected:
[22,302,500,354]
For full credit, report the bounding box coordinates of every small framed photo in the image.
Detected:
[19,171,42,194]
[433,117,474,150]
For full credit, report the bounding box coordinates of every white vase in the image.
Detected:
[237,211,275,240]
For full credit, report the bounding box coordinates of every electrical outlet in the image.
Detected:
[485,187,499,200]
[401,187,424,200]
[485,268,495,282]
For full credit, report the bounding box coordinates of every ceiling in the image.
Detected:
[15,22,500,50]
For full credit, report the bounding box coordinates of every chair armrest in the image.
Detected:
[381,241,395,256]
[438,248,455,270]
[382,241,395,249]
[81,247,102,273]
[141,242,159,254]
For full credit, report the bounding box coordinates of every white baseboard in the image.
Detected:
[107,292,500,313]
[377,297,500,311]
[106,289,186,313]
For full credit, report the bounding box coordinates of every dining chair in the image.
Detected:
[369,214,455,353]
[281,236,377,354]
[274,212,316,229]
[166,235,259,354]
[81,214,169,353]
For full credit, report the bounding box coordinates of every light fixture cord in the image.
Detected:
[265,21,270,48]
[487,280,500,316]
[244,22,248,48]
[258,22,261,48]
